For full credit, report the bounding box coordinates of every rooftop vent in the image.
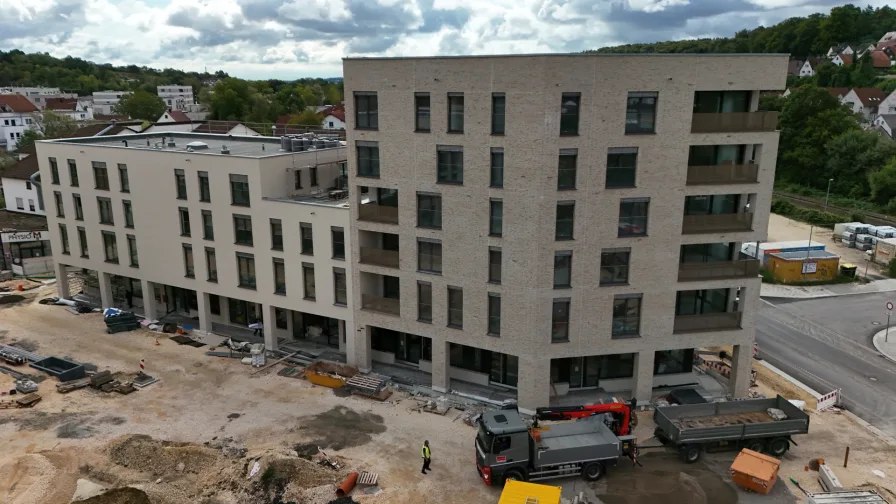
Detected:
[185,141,208,150]
[221,144,230,155]
[167,140,176,148]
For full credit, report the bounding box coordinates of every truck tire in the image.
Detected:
[503,469,526,485]
[680,445,702,464]
[746,440,766,453]
[583,462,603,482]
[768,438,790,457]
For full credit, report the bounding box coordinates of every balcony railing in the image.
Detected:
[361,294,400,316]
[678,259,760,281]
[687,163,759,185]
[682,212,754,234]
[691,111,778,133]
[359,247,400,268]
[358,204,399,224]
[673,311,743,333]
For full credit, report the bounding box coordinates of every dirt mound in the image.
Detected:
[108,435,220,476]
[73,487,151,504]
[296,406,386,450]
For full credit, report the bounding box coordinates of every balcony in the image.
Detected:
[358,204,398,225]
[682,212,753,234]
[687,163,759,185]
[361,294,401,316]
[673,311,743,333]
[360,247,400,268]
[678,259,760,282]
[691,111,778,133]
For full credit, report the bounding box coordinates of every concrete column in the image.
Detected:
[729,344,753,398]
[516,357,550,415]
[633,351,656,404]
[195,291,212,335]
[430,339,450,393]
[54,262,70,299]
[337,320,346,353]
[348,325,372,372]
[140,279,158,320]
[262,304,278,351]
[98,272,113,308]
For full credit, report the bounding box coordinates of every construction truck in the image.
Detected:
[475,407,639,486]
[534,399,637,436]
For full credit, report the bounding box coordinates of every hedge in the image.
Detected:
[770,199,848,228]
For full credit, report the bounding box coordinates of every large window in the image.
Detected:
[77,226,88,258]
[618,198,649,237]
[489,199,503,236]
[202,210,214,240]
[332,227,345,259]
[612,294,642,338]
[417,193,442,229]
[230,174,250,206]
[606,148,638,188]
[49,158,59,184]
[558,150,577,190]
[418,282,432,322]
[490,148,504,188]
[127,235,138,266]
[555,201,575,240]
[437,146,463,184]
[206,247,217,282]
[693,91,749,114]
[600,248,631,285]
[680,242,734,263]
[118,164,129,192]
[237,253,255,289]
[560,93,580,135]
[303,263,316,300]
[97,197,113,225]
[174,169,187,199]
[300,222,313,254]
[489,248,502,284]
[354,92,378,129]
[688,145,746,166]
[447,287,463,328]
[198,171,211,202]
[488,294,501,336]
[92,162,109,190]
[234,215,253,246]
[448,93,464,132]
[183,244,194,278]
[492,93,505,135]
[626,92,658,134]
[73,194,83,220]
[273,258,286,294]
[357,141,380,177]
[676,288,729,315]
[684,194,739,215]
[552,299,570,342]
[102,231,118,263]
[655,349,695,376]
[553,251,572,288]
[59,224,69,254]
[334,268,347,305]
[310,167,318,187]
[179,207,191,236]
[415,93,430,132]
[270,219,283,251]
[418,239,442,274]
[123,200,134,228]
[68,159,79,187]
[53,191,64,217]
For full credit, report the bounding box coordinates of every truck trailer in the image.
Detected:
[475,408,638,486]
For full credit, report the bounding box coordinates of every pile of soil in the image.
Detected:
[108,435,220,476]
[258,457,340,502]
[73,487,152,504]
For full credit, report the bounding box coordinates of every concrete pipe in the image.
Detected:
[336,472,359,497]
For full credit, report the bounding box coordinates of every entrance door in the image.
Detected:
[403,334,422,364]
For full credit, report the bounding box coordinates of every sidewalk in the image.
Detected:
[872,327,896,363]
[761,278,896,299]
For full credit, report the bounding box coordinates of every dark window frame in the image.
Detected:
[558,150,577,190]
[417,281,432,323]
[447,93,464,133]
[174,168,187,200]
[300,222,313,255]
[206,247,218,282]
[555,201,575,240]
[302,262,316,300]
[625,92,658,134]
[612,294,642,338]
[417,239,443,274]
[551,299,570,342]
[183,244,195,278]
[490,148,504,188]
[331,227,345,259]
[334,267,347,306]
[118,164,130,192]
[68,160,79,187]
[233,214,254,246]
[273,258,286,294]
[606,148,638,188]
[237,252,256,289]
[357,142,380,178]
[618,198,650,237]
[491,93,506,135]
[229,174,250,206]
[488,248,502,284]
[127,234,138,267]
[600,248,631,285]
[437,146,464,184]
[178,207,191,237]
[49,158,59,184]
[202,210,214,240]
[123,200,134,228]
[198,171,211,202]
[553,251,572,288]
[560,93,580,136]
[447,286,464,328]
[270,218,283,251]
[417,193,442,229]
[354,92,379,130]
[415,93,431,132]
[102,230,118,263]
[97,197,114,225]
[487,293,501,336]
[92,162,109,190]
[489,199,503,236]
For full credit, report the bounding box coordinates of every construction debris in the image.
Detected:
[767,407,787,421]
[56,377,91,393]
[90,370,115,389]
[0,349,26,365]
[345,374,391,400]
[15,379,38,394]
[0,393,41,408]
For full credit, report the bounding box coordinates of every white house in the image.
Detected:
[44,97,94,121]
[92,91,132,115]
[827,44,854,59]
[0,87,78,110]
[156,109,192,124]
[841,88,887,120]
[157,85,195,111]
[320,105,345,130]
[877,91,896,116]
[0,153,44,215]
[880,32,896,44]
[798,59,822,77]
[873,115,896,139]
[0,94,38,151]
[831,53,853,66]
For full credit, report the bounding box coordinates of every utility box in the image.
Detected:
[767,250,840,283]
[873,238,896,265]
[729,449,780,495]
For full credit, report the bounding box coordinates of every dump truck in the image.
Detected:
[475,407,638,486]
[653,395,809,463]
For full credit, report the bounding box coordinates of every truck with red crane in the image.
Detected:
[534,398,638,436]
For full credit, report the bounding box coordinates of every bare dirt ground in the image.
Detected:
[767,213,879,272]
[1,284,896,504]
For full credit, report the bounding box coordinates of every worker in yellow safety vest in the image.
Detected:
[421,440,431,474]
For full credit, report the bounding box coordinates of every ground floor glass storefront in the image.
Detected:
[551,349,695,390]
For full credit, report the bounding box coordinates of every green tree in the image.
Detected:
[275,85,307,114]
[878,79,896,95]
[287,110,323,126]
[850,53,878,87]
[870,158,896,206]
[15,129,43,151]
[31,109,77,138]
[114,90,166,121]
[824,130,896,197]
[759,94,785,112]
[210,78,253,120]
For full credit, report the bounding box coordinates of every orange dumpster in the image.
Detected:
[730,449,780,494]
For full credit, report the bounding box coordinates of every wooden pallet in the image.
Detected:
[16,393,41,407]
[357,471,379,486]
[346,374,385,394]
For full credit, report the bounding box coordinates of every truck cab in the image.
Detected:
[476,409,531,486]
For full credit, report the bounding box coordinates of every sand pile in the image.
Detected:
[108,435,220,476]
[72,487,152,504]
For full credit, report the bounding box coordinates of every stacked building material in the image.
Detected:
[104,310,140,334]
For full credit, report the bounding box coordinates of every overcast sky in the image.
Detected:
[0,0,889,80]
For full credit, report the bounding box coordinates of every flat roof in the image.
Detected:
[344,52,790,61]
[39,132,345,159]
[770,250,839,260]
[0,210,47,232]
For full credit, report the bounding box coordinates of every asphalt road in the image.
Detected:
[756,292,896,436]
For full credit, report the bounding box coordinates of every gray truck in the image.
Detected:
[474,408,638,486]
[653,395,810,463]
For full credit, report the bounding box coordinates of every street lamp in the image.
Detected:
[824,178,834,213]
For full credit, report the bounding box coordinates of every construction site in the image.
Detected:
[1,282,896,504]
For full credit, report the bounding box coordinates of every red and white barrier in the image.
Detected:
[139,359,145,374]
[753,342,759,359]
[816,389,840,411]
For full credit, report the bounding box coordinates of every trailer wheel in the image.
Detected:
[583,462,604,481]
[503,470,526,484]
[746,440,766,453]
[768,438,790,457]
[681,445,702,464]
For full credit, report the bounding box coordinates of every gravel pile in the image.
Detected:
[108,435,220,476]
[73,487,152,504]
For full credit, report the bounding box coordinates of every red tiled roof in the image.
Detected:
[0,94,39,113]
[321,105,345,122]
[162,109,190,122]
[851,87,887,107]
[839,53,854,66]
[44,97,78,111]
[870,50,892,69]
[877,40,896,51]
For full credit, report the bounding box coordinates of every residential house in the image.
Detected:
[880,32,896,44]
[798,58,822,77]
[872,115,896,139]
[156,109,192,124]
[0,94,38,151]
[787,60,803,77]
[142,120,262,137]
[827,44,855,59]
[841,88,887,120]
[878,91,896,116]
[320,105,346,130]
[44,97,94,121]
[0,87,78,110]
[1,150,44,216]
[157,85,195,111]
[92,91,132,116]
[831,53,853,67]
[871,49,895,69]
[857,44,878,59]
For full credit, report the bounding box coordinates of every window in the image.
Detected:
[415,93,430,132]
[230,174,250,206]
[273,258,286,294]
[310,167,318,187]
[552,299,570,342]
[25,180,32,190]
[198,172,210,202]
[98,197,113,225]
[300,223,313,254]
[49,158,59,184]
[437,145,463,184]
[15,197,23,210]
[334,268,347,305]
[123,200,134,228]
[68,160,78,187]
[560,93,580,135]
[418,282,432,322]
[555,202,575,240]
[93,162,109,190]
[488,294,501,336]
[680,242,734,263]
[489,199,503,236]
[558,149,577,189]
[612,294,642,338]
[102,231,118,263]
[655,349,695,376]
[357,141,380,177]
[554,251,572,288]
[606,148,638,188]
[490,149,504,188]
[237,253,255,289]
[601,248,631,285]
[303,263,316,300]
[447,93,464,132]
[174,169,187,199]
[202,210,214,240]
[294,170,303,189]
[675,288,729,315]
[618,198,649,237]
[332,227,345,259]
[127,235,138,267]
[417,193,442,229]
[693,91,749,114]
[179,207,191,236]
[488,248,502,283]
[182,244,194,277]
[118,164,129,192]
[354,92,378,129]
[209,294,221,314]
[73,194,83,220]
[418,239,442,274]
[78,227,88,258]
[626,92,658,134]
[275,308,288,329]
[53,191,64,217]
[684,194,739,216]
[492,93,505,134]
[28,199,35,212]
[447,287,463,328]
[59,224,69,254]
[270,219,283,251]
[206,248,218,282]
[234,215,253,246]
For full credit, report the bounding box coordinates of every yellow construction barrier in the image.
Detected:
[499,480,562,504]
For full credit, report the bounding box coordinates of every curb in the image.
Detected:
[756,360,822,397]
[871,328,896,364]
